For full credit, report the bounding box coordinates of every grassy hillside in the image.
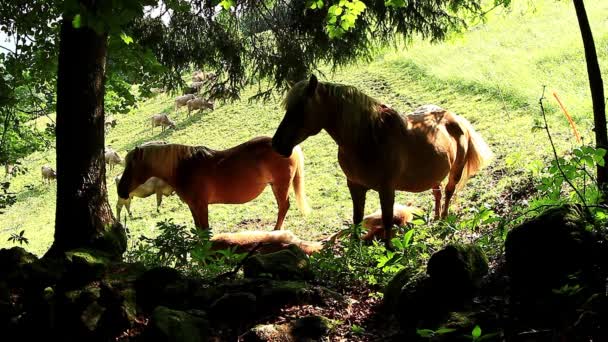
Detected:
[2,0,607,255]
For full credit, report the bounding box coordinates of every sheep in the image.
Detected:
[104,147,123,171]
[105,117,117,129]
[192,70,205,83]
[114,174,175,218]
[150,113,176,132]
[174,94,196,113]
[41,165,56,185]
[192,70,216,83]
[186,97,215,117]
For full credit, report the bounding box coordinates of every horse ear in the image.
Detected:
[306,74,318,96]
[132,147,143,161]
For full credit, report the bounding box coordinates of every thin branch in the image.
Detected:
[539,86,587,206]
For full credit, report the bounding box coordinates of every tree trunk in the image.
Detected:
[573,0,607,194]
[45,15,126,258]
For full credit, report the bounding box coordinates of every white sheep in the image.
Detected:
[174,94,196,113]
[150,113,176,132]
[41,165,56,185]
[186,97,215,117]
[104,147,123,171]
[114,174,174,218]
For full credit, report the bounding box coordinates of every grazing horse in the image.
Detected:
[271,75,492,249]
[117,137,311,230]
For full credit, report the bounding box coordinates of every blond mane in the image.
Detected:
[284,80,406,144]
[125,143,215,180]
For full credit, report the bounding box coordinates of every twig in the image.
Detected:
[539,86,587,206]
[213,242,263,281]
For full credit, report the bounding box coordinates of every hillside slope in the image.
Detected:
[2,0,607,255]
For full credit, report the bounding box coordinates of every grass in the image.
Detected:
[1,0,608,255]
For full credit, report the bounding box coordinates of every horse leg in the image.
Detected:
[379,188,395,251]
[441,183,457,218]
[156,191,163,212]
[347,180,367,225]
[125,199,132,217]
[271,182,291,230]
[189,203,209,229]
[432,185,442,220]
[442,134,468,218]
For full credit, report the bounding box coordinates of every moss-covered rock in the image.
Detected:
[144,306,209,342]
[243,244,311,280]
[209,292,257,322]
[0,247,38,277]
[242,315,337,342]
[505,205,601,297]
[135,267,191,312]
[426,243,488,296]
[383,267,411,312]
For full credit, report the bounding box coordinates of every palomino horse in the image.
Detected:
[117,137,311,230]
[272,75,492,249]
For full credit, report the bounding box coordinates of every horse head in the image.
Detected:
[117,147,149,199]
[272,75,324,157]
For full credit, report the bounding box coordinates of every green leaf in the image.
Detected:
[72,14,81,29]
[436,327,457,334]
[120,32,133,45]
[472,325,482,339]
[403,229,415,247]
[416,329,435,338]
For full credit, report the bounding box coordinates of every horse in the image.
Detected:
[271,75,493,249]
[117,137,311,230]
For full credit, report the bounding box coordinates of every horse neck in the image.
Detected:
[322,97,374,149]
[142,145,188,186]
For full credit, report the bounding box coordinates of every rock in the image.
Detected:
[505,205,599,297]
[0,247,38,278]
[242,315,336,342]
[258,280,346,312]
[396,244,488,332]
[243,245,311,280]
[144,306,209,342]
[242,323,293,342]
[135,267,190,312]
[426,244,488,298]
[209,292,257,322]
[292,315,336,339]
[383,268,411,312]
[62,249,113,287]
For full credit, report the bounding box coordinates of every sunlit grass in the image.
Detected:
[1,0,607,255]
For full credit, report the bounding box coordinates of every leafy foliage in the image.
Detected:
[7,229,28,245]
[125,219,247,278]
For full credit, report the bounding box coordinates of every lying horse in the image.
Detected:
[327,204,423,243]
[272,75,492,249]
[117,137,311,230]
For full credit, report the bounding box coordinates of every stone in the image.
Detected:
[426,244,488,298]
[505,205,600,297]
[209,292,257,322]
[242,315,335,342]
[243,245,311,280]
[135,267,190,312]
[144,306,209,342]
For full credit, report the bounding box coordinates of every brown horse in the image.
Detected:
[272,75,492,249]
[117,137,311,230]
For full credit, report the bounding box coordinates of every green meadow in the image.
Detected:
[2,0,607,255]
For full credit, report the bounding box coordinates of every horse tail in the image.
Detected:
[291,145,312,215]
[457,115,493,189]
